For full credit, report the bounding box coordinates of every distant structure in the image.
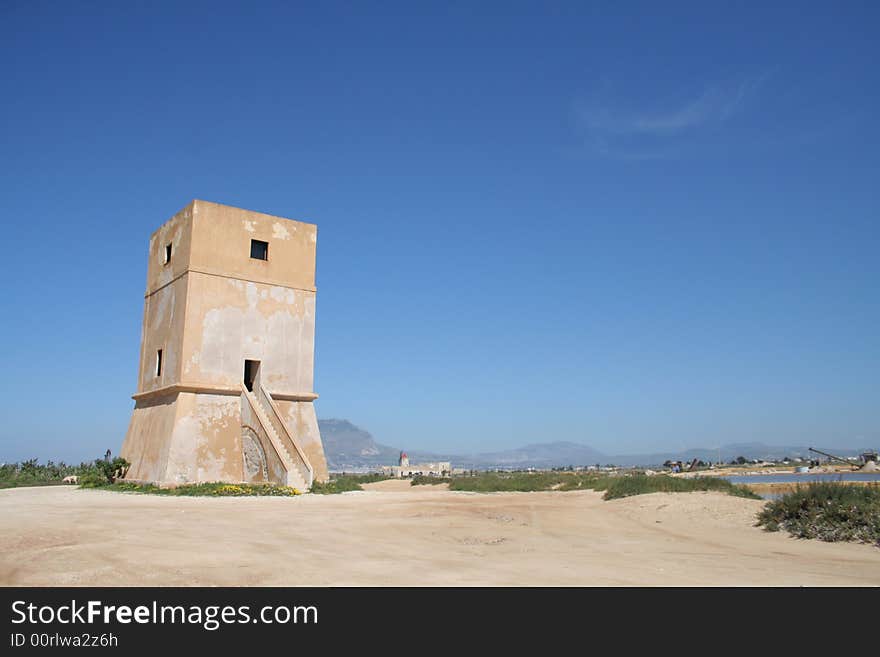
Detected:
[382,451,450,478]
[120,200,329,489]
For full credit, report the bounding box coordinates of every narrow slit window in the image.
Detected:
[250,239,269,260]
[156,349,163,377]
[164,243,172,264]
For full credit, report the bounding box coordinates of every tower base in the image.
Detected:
[120,389,329,488]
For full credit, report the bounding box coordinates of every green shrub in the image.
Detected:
[0,458,102,489]
[756,482,880,546]
[78,457,130,488]
[310,473,391,494]
[441,471,755,497]
[447,471,610,493]
[82,471,389,496]
[411,475,451,486]
[83,482,302,496]
[601,475,761,500]
[77,472,110,488]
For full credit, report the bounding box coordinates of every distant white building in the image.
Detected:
[381,451,451,478]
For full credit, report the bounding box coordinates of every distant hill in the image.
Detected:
[317,419,399,470]
[451,442,608,469]
[318,420,608,470]
[612,443,871,467]
[318,419,874,470]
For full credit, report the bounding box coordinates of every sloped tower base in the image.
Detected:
[122,391,328,487]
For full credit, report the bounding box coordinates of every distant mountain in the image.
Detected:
[319,418,876,471]
[451,442,608,469]
[317,419,399,470]
[318,420,607,470]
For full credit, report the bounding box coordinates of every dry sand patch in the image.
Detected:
[0,486,877,586]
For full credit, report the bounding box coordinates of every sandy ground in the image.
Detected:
[1,482,878,586]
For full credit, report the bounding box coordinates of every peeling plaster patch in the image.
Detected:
[167,414,199,483]
[192,396,233,423]
[269,287,296,304]
[304,295,316,321]
[200,306,245,379]
[245,282,259,307]
[272,222,292,240]
[171,396,239,481]
[152,286,174,331]
[193,283,313,390]
[277,401,326,472]
[243,220,256,233]
[184,351,200,374]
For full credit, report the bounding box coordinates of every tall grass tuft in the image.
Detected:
[756,482,880,546]
[601,475,761,500]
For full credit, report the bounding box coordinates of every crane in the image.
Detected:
[808,447,858,470]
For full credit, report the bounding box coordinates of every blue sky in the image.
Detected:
[1,1,877,462]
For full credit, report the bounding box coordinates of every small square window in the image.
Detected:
[164,243,172,264]
[156,349,163,377]
[250,239,269,261]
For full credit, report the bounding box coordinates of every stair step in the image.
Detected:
[243,386,311,490]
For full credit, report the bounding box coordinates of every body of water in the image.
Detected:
[722,472,880,500]
[724,472,880,485]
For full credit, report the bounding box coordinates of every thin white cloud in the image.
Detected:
[575,74,769,157]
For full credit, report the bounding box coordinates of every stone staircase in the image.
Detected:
[241,384,313,491]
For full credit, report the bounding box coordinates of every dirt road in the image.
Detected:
[1,481,877,586]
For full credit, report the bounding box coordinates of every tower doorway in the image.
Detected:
[244,359,260,392]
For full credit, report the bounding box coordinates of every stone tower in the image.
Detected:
[120,200,329,489]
